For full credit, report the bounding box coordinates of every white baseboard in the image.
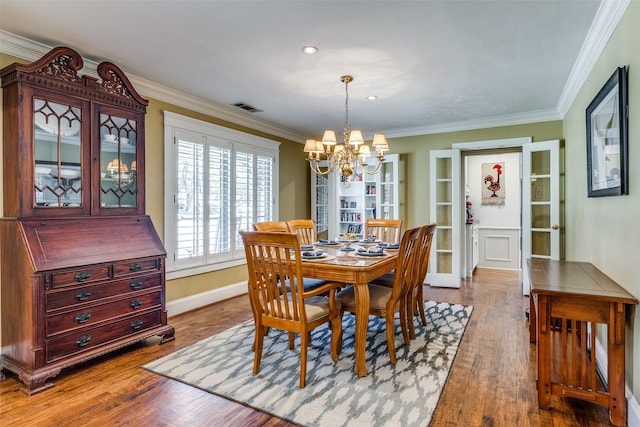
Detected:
[630,395,640,427]
[166,281,247,317]
[595,338,640,427]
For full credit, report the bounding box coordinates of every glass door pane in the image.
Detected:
[314,171,330,238]
[100,113,137,208]
[33,98,83,207]
[377,154,399,222]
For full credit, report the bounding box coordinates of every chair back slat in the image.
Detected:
[389,226,422,304]
[286,219,317,245]
[416,223,437,282]
[365,218,403,243]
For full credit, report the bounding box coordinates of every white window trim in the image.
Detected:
[163,111,279,280]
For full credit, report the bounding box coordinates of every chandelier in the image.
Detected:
[304,75,389,184]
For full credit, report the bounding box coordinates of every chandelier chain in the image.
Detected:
[344,77,350,142]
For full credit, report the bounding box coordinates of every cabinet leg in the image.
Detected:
[19,368,60,395]
[159,325,176,344]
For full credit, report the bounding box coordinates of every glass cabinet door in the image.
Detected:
[378,154,399,220]
[99,112,138,208]
[33,98,84,208]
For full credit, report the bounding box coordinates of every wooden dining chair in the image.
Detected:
[336,226,422,365]
[240,230,343,388]
[286,219,317,245]
[253,221,289,232]
[365,218,403,243]
[254,220,327,293]
[406,223,437,339]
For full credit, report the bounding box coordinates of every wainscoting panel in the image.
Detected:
[477,227,520,270]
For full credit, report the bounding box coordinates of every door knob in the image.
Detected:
[552,224,559,230]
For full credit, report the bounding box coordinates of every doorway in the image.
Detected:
[463,150,522,277]
[428,137,559,293]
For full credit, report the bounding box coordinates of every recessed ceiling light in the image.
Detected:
[367,95,378,101]
[301,45,318,55]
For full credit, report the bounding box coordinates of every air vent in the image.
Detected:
[231,102,263,113]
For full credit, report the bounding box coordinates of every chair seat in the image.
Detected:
[281,295,342,322]
[370,273,395,288]
[283,278,332,293]
[336,284,392,310]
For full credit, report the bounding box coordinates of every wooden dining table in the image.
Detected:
[300,243,398,377]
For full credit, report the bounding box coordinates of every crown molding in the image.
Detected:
[0,30,306,143]
[2,0,627,145]
[384,108,562,139]
[556,0,630,117]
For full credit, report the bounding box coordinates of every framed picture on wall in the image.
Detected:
[586,66,628,197]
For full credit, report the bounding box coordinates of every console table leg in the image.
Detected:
[537,295,551,408]
[608,303,627,427]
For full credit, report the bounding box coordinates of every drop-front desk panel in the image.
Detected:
[528,259,638,427]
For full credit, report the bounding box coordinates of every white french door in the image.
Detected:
[427,139,559,292]
[521,139,560,295]
[427,149,461,288]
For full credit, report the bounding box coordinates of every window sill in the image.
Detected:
[166,258,246,281]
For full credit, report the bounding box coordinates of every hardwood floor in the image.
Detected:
[0,268,614,426]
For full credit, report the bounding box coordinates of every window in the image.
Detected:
[164,111,279,279]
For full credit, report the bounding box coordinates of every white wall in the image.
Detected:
[465,152,521,227]
[562,2,640,415]
[465,152,521,270]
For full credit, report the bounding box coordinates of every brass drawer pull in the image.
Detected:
[75,290,92,301]
[74,312,92,324]
[74,271,91,282]
[75,335,91,347]
[131,320,144,330]
[129,263,142,272]
[130,280,144,290]
[130,299,143,309]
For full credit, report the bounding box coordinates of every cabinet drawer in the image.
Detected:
[113,258,161,277]
[46,274,162,311]
[46,309,162,362]
[47,291,162,336]
[50,265,111,289]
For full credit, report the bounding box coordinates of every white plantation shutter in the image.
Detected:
[176,137,205,262]
[256,155,273,224]
[234,151,254,250]
[209,145,231,255]
[164,112,279,277]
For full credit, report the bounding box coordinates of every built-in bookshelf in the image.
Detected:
[312,154,399,239]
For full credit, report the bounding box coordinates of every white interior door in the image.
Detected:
[428,149,461,288]
[522,139,560,295]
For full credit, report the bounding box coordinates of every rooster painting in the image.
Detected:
[484,164,502,196]
[482,162,505,205]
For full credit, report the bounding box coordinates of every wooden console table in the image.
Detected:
[528,259,638,427]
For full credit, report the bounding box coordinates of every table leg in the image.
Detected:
[353,279,371,377]
[607,302,627,427]
[537,295,551,409]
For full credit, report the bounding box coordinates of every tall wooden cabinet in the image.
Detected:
[0,47,174,394]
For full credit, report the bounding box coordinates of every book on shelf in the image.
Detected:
[346,224,363,234]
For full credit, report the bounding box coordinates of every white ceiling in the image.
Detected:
[0,1,621,142]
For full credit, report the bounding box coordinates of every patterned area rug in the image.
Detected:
[143,300,473,427]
